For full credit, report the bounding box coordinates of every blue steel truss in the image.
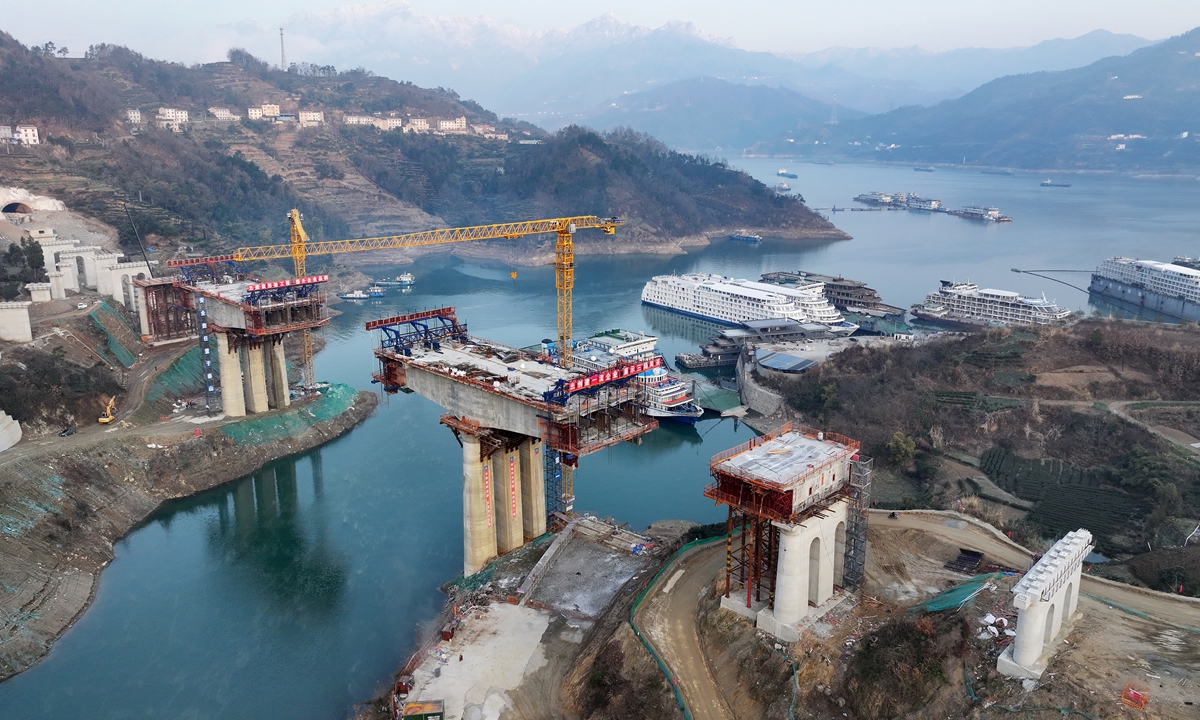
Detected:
[377,313,468,356]
[243,282,322,307]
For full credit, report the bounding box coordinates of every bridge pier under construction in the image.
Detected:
[368,308,660,576]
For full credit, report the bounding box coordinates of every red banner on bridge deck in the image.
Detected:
[566,356,661,394]
[245,274,329,292]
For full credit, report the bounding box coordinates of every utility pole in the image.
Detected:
[279,27,286,71]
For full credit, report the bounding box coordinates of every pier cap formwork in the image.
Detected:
[705,422,859,524]
[368,307,659,456]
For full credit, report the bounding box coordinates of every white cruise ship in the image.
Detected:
[641,273,858,335]
[911,281,1071,329]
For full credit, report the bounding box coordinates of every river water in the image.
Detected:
[1,163,1197,718]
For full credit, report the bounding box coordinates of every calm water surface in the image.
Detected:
[1,163,1197,718]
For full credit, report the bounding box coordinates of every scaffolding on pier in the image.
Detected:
[841,456,872,590]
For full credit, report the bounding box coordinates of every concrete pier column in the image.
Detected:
[519,438,547,539]
[772,523,808,626]
[267,339,290,408]
[241,343,270,414]
[492,446,524,553]
[216,333,246,418]
[462,435,497,576]
[58,260,78,291]
[1012,599,1049,668]
[47,271,66,300]
[134,285,151,337]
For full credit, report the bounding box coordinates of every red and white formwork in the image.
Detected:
[134,274,330,417]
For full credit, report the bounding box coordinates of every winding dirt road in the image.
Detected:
[634,539,732,720]
[636,511,1200,720]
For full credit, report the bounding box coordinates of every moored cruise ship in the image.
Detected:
[1089,257,1200,322]
[911,281,1071,328]
[641,273,858,335]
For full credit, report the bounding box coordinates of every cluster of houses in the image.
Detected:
[0,125,40,145]
[121,104,507,139]
[123,105,325,132]
[342,113,508,139]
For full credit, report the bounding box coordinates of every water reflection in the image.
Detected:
[640,304,727,344]
[207,453,347,616]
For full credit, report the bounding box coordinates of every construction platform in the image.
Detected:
[368,308,660,576]
[705,422,871,642]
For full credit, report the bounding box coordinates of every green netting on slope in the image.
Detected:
[219,383,358,446]
[909,572,1004,613]
[88,301,139,368]
[144,346,213,405]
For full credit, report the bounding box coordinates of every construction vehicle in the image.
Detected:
[168,211,625,384]
[98,396,116,424]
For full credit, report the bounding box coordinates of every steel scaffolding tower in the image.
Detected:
[841,456,872,590]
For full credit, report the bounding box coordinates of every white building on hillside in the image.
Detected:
[298,110,324,126]
[261,104,280,118]
[344,115,374,125]
[15,126,39,145]
[125,108,143,124]
[406,118,430,133]
[208,107,238,121]
[437,116,468,134]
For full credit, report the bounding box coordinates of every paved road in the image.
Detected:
[635,540,732,720]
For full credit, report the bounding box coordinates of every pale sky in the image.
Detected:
[5,0,1200,64]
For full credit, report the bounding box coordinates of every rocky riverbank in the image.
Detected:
[0,384,378,681]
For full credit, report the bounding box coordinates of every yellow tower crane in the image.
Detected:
[171,211,624,384]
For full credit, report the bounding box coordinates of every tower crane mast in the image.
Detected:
[168,212,624,384]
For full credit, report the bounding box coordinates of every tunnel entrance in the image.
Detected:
[2,202,32,214]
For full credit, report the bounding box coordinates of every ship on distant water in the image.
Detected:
[1041,179,1072,187]
[728,232,763,243]
[777,168,799,179]
[948,205,1012,222]
[914,166,936,172]
[774,182,792,193]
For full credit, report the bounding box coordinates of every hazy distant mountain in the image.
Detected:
[284,6,1153,120]
[578,77,864,152]
[765,27,1200,172]
[788,30,1155,99]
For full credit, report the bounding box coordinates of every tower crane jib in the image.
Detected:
[168,211,624,383]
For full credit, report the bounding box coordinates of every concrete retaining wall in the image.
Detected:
[736,354,784,416]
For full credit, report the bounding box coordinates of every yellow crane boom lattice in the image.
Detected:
[172,212,623,383]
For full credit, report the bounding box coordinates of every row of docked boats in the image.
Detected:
[336,273,415,300]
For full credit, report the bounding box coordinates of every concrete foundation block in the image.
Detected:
[997,645,1047,679]
[755,608,801,643]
